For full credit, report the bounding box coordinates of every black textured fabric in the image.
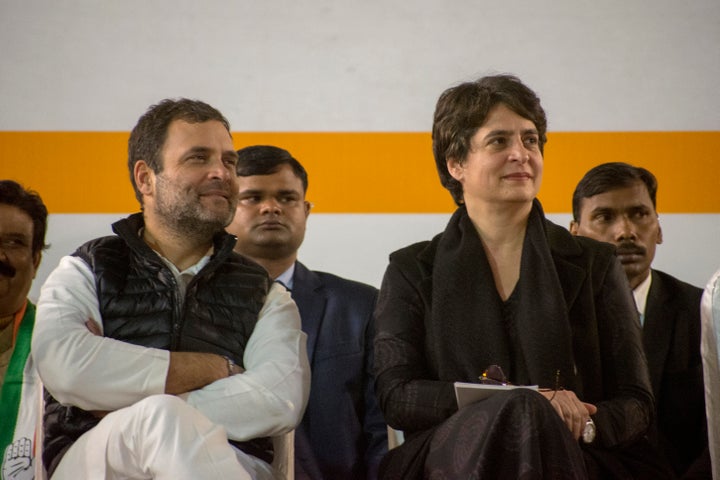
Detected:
[381,389,588,479]
[644,270,707,476]
[429,200,575,390]
[43,213,273,474]
[374,200,666,478]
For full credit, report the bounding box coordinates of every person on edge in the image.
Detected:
[571,162,710,478]
[31,99,310,479]
[226,145,387,479]
[0,180,48,480]
[373,75,670,479]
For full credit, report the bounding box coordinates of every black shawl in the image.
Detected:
[428,200,577,390]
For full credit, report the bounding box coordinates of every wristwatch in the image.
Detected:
[223,355,237,377]
[582,418,596,444]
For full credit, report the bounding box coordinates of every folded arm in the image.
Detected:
[183,283,311,441]
[34,256,234,411]
[33,256,169,410]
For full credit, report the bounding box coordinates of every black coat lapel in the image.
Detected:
[642,270,673,398]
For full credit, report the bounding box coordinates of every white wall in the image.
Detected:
[2,1,719,132]
[2,0,719,299]
[30,212,720,302]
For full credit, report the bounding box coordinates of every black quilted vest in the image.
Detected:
[43,213,273,474]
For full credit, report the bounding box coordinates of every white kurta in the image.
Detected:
[32,255,310,478]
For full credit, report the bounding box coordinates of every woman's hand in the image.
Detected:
[539,389,597,440]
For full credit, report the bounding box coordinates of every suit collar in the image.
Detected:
[291,261,327,363]
[643,270,674,397]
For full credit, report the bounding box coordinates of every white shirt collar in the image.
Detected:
[138,226,213,297]
[633,271,653,318]
[275,263,295,291]
[152,248,213,301]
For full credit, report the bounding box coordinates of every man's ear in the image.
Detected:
[569,220,579,235]
[32,251,42,278]
[134,160,154,196]
[304,200,312,219]
[447,157,464,181]
[657,221,663,245]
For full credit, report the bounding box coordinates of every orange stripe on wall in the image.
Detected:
[1,131,718,213]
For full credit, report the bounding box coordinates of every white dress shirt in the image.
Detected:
[633,272,653,327]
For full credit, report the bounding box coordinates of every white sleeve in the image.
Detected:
[184,283,311,440]
[701,269,720,480]
[32,255,169,411]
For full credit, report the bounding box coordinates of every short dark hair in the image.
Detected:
[0,180,49,255]
[572,162,658,221]
[236,145,308,194]
[128,98,231,204]
[432,74,548,206]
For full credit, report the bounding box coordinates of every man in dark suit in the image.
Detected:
[570,162,709,477]
[226,145,387,479]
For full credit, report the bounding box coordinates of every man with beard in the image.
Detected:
[570,162,709,478]
[0,180,48,480]
[31,99,310,479]
[226,146,387,479]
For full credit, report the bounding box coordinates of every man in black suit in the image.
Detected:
[226,145,387,479]
[570,162,709,477]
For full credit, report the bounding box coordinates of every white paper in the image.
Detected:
[454,382,539,409]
